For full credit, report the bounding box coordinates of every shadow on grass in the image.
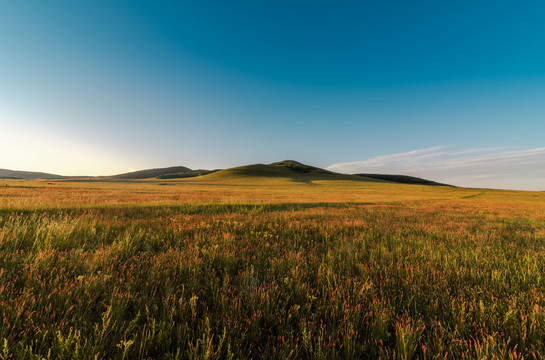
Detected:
[0,202,385,217]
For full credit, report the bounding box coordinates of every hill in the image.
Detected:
[199,160,384,183]
[270,160,333,174]
[2,161,446,186]
[112,166,192,179]
[157,169,220,179]
[199,161,447,186]
[355,173,450,186]
[0,168,67,180]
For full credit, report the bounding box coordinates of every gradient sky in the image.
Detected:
[1,1,544,190]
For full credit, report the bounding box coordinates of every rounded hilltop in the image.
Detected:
[199,160,374,183]
[269,160,332,174]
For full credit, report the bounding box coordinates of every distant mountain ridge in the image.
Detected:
[199,160,396,185]
[0,168,67,180]
[203,162,361,182]
[111,166,218,179]
[1,161,450,186]
[112,166,191,179]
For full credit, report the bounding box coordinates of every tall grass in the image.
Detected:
[0,180,545,358]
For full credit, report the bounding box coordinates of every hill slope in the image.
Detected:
[355,174,450,186]
[112,166,192,179]
[157,169,219,179]
[270,160,333,174]
[199,160,384,183]
[2,161,447,186]
[0,168,66,180]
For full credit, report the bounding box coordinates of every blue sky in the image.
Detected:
[1,1,544,189]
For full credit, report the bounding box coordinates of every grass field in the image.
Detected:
[1,177,545,359]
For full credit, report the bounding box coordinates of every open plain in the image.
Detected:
[1,176,545,359]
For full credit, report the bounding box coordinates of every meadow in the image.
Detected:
[1,177,545,359]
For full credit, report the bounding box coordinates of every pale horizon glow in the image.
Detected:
[1,110,150,177]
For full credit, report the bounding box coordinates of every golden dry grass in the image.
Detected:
[1,177,545,359]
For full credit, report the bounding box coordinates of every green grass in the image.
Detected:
[1,180,545,358]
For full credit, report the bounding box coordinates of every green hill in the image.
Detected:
[0,168,70,180]
[355,174,450,186]
[2,161,447,186]
[269,160,332,174]
[199,160,384,183]
[157,169,219,179]
[112,166,192,179]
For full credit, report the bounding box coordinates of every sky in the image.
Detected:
[1,1,544,190]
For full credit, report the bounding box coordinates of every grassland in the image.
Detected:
[1,176,545,359]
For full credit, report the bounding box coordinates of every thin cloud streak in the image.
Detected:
[327,147,545,191]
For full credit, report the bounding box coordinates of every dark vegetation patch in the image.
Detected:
[356,173,450,186]
[270,160,332,174]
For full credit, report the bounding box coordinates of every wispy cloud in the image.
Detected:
[327,147,545,191]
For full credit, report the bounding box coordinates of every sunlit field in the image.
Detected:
[1,178,545,359]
